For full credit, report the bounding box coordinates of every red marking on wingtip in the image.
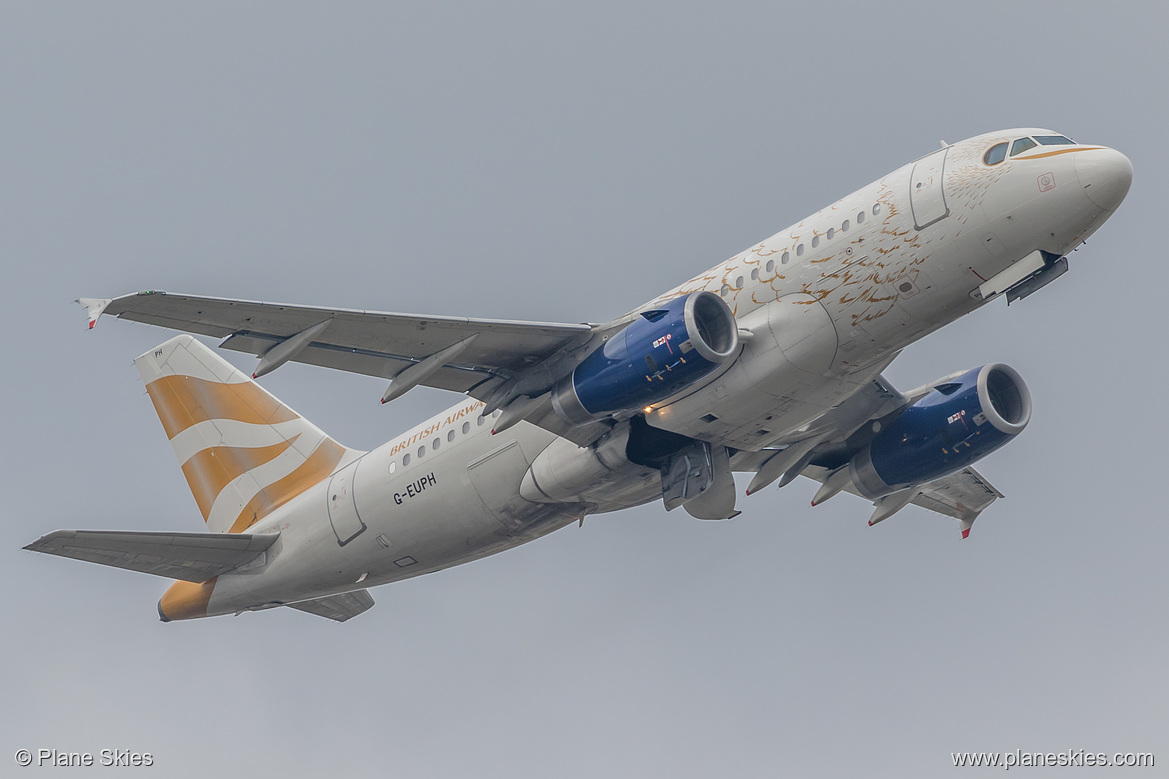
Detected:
[868,520,874,526]
[88,320,96,329]
[745,489,752,496]
[252,373,258,379]
[961,528,971,539]
[810,500,817,507]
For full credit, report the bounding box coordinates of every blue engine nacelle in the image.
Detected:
[849,364,1032,499]
[552,291,739,425]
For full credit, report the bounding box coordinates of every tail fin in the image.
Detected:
[136,335,360,533]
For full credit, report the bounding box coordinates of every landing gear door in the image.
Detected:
[327,459,366,546]
[467,440,532,532]
[909,148,950,230]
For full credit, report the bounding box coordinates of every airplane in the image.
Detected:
[26,128,1132,623]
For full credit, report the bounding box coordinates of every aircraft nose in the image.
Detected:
[1075,147,1133,211]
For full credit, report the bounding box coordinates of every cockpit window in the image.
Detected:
[983,142,1008,166]
[1034,135,1075,145]
[1010,137,1038,156]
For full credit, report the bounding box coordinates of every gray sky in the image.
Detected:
[3,2,1165,776]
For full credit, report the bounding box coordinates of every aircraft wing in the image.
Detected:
[801,463,1002,536]
[24,529,278,582]
[86,290,596,397]
[731,369,1005,535]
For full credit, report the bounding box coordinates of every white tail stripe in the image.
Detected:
[139,336,251,386]
[204,431,330,532]
[170,419,316,466]
[188,339,244,384]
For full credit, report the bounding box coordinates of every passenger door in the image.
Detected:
[909,148,950,230]
[327,459,366,545]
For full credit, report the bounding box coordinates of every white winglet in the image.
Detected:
[77,297,112,330]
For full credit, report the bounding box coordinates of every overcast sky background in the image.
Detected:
[2,2,1165,776]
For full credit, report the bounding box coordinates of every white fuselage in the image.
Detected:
[203,129,1130,617]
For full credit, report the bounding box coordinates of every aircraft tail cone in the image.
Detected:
[158,578,218,622]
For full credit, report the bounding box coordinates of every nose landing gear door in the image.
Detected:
[909,147,950,230]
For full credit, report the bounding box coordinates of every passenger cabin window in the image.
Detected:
[1035,135,1074,145]
[983,142,1008,165]
[1010,137,1037,156]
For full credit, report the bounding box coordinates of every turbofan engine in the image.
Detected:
[551,291,739,425]
[849,363,1031,499]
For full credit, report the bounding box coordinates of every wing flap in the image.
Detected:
[285,589,375,622]
[911,466,1003,521]
[24,529,278,582]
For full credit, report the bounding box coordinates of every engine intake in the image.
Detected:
[552,291,738,425]
[849,363,1031,499]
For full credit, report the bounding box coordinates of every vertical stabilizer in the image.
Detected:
[136,335,361,533]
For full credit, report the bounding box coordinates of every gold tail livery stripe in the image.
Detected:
[228,439,346,533]
[180,437,300,520]
[146,374,299,440]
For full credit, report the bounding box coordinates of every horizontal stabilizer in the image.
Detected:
[24,529,278,582]
[285,590,375,622]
